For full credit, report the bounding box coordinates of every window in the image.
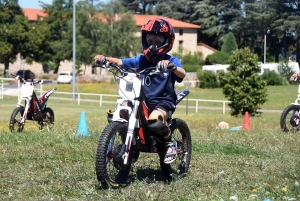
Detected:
[179,40,183,46]
[179,29,183,35]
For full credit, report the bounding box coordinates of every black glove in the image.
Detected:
[94,54,106,65]
[157,60,170,72]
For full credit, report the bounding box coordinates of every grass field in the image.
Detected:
[1,83,300,200]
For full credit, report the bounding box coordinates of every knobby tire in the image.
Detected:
[39,107,55,130]
[95,121,131,189]
[280,104,300,133]
[9,107,25,132]
[158,118,192,180]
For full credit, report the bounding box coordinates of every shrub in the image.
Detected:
[184,65,201,72]
[261,70,285,86]
[197,69,219,88]
[278,59,296,81]
[221,47,267,116]
[205,52,230,65]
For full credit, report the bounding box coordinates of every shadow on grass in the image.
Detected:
[95,168,174,190]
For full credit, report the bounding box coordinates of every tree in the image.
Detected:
[38,0,73,74]
[154,0,189,21]
[0,0,31,76]
[118,0,158,14]
[221,47,267,116]
[96,1,140,58]
[221,32,238,54]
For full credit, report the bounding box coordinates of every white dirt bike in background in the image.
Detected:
[280,77,300,132]
[9,75,56,132]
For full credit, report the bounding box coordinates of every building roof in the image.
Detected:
[22,8,47,21]
[133,14,200,29]
[197,43,218,52]
[22,8,200,29]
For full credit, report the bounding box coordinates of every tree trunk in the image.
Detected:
[4,60,9,78]
[297,36,300,67]
[53,61,60,74]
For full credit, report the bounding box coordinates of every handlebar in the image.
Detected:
[92,61,175,76]
[11,74,43,85]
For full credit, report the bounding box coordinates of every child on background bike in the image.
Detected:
[94,18,186,164]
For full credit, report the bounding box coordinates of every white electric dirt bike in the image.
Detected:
[9,75,56,132]
[280,77,300,132]
[94,62,192,189]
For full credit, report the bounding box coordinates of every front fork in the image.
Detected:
[17,97,31,124]
[123,103,139,165]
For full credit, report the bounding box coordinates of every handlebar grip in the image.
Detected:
[93,60,110,68]
[167,63,175,69]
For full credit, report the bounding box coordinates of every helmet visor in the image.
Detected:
[146,34,164,47]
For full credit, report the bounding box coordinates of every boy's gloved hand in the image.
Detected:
[157,60,170,72]
[94,54,106,65]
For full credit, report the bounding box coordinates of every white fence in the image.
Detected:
[0,78,230,114]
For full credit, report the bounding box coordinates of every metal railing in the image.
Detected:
[0,79,230,114]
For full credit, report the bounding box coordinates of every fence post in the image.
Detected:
[78,94,80,105]
[18,79,20,100]
[0,79,3,99]
[100,94,102,106]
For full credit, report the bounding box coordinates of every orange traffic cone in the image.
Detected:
[243,111,251,130]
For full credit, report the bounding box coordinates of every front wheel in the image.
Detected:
[158,118,192,180]
[95,122,131,189]
[9,107,25,132]
[280,104,300,133]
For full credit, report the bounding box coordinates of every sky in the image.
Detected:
[18,0,108,9]
[19,0,53,9]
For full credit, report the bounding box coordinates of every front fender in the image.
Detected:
[111,106,132,122]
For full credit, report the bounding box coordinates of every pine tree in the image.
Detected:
[221,32,238,54]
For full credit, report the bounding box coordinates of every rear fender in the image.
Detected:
[176,90,190,105]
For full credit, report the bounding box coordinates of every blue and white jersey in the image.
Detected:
[121,54,184,111]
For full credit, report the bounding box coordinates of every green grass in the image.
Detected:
[1,84,300,200]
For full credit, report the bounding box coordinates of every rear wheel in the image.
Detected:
[158,118,192,180]
[95,122,131,189]
[9,107,25,132]
[39,108,54,131]
[280,105,300,133]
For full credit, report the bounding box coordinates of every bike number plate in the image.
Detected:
[125,82,133,92]
[20,82,34,97]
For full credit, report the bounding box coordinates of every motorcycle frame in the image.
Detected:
[107,67,189,165]
[291,84,300,105]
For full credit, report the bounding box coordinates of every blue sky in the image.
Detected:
[18,0,108,9]
[19,0,53,8]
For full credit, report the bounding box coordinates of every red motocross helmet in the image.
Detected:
[141,18,175,62]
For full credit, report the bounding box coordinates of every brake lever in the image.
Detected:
[149,68,160,75]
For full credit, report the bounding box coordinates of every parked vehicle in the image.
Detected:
[9,75,56,132]
[16,70,35,81]
[57,71,72,84]
[280,78,300,132]
[94,62,192,189]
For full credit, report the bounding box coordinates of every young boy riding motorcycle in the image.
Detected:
[94,18,186,164]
